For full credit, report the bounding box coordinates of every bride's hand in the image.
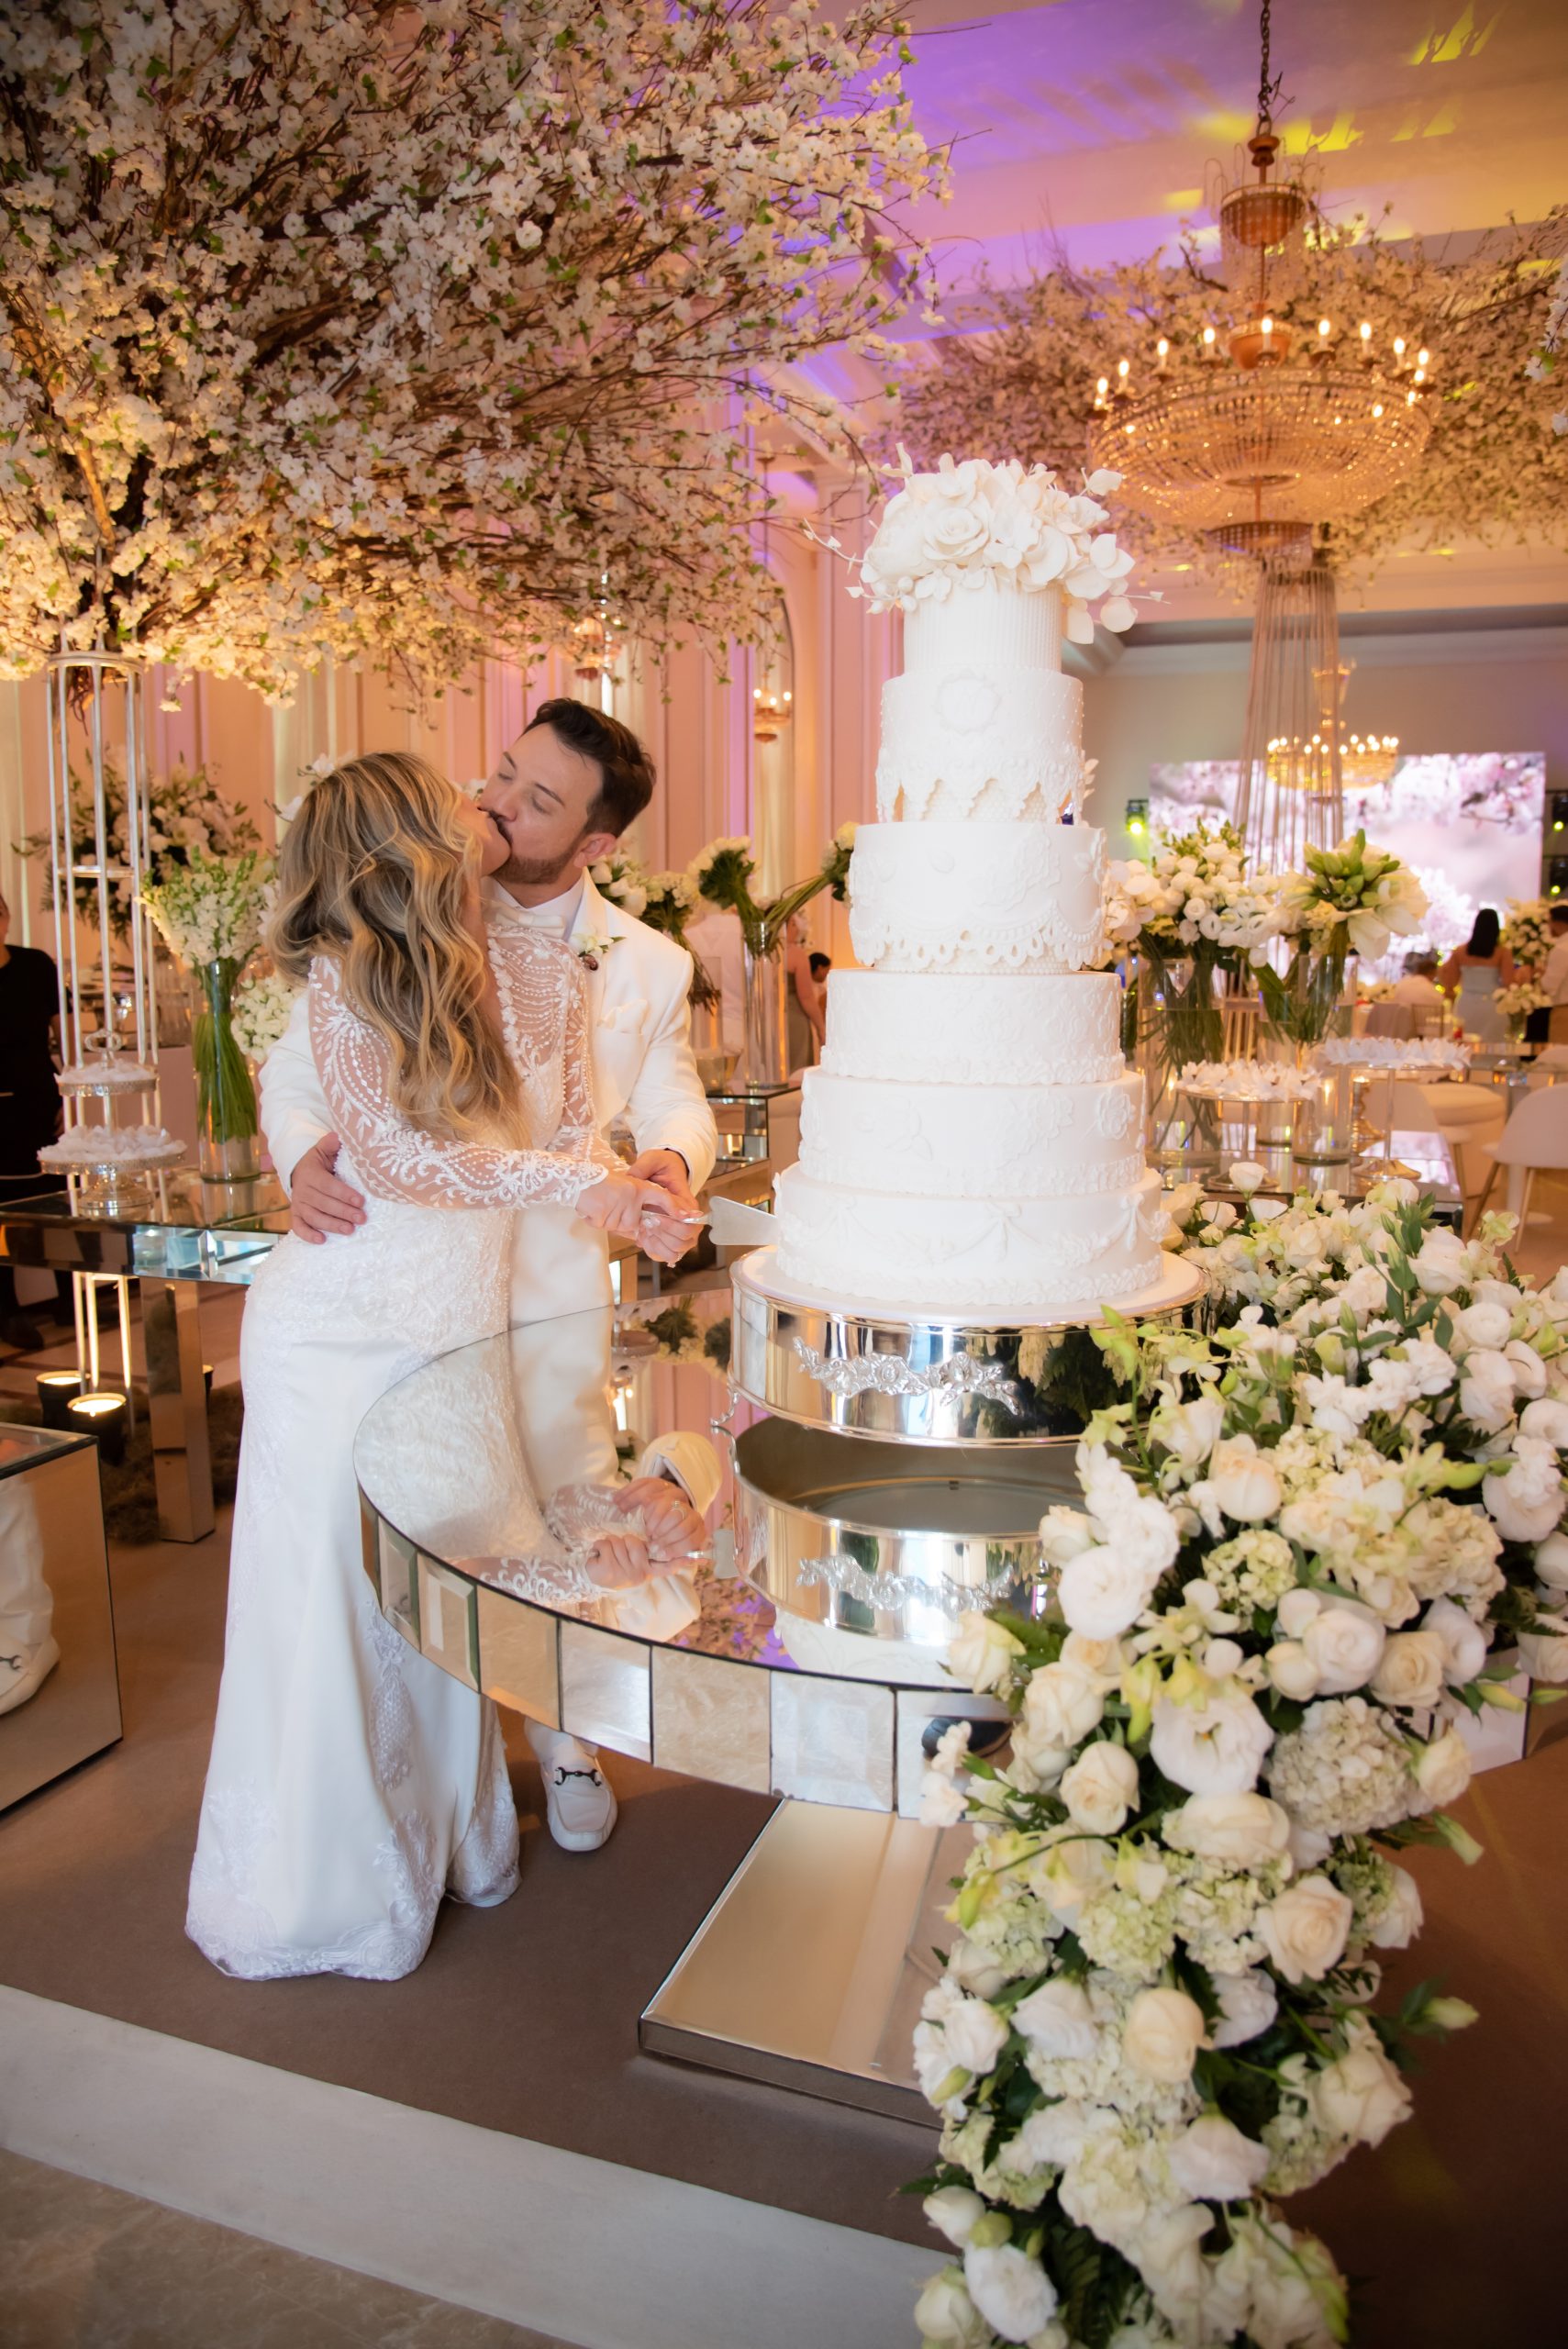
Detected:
[583,1530,655,1589]
[575,1171,672,1239]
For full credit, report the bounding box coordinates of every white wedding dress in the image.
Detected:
[187,935,614,1982]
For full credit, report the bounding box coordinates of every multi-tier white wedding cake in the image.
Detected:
[773,455,1170,1316]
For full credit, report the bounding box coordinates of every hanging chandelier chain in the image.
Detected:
[1257,0,1281,138]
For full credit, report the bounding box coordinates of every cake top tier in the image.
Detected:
[857,453,1137,648]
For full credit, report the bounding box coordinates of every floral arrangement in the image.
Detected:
[139,849,272,970]
[1497,898,1553,974]
[587,851,651,921]
[0,0,946,695]
[20,756,261,935]
[912,1178,1568,2349]
[1105,826,1287,969]
[1494,979,1551,1039]
[688,825,856,957]
[1259,836,1429,1052]
[587,852,718,1011]
[851,454,1137,647]
[229,971,302,1062]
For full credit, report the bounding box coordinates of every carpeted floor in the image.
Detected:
[2,1490,1568,2338]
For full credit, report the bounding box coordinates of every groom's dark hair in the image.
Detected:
[526,697,655,838]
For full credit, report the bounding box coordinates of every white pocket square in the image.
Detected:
[598,999,647,1036]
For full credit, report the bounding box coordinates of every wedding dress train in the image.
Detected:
[187,936,613,1981]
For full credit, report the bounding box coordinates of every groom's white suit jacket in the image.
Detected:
[260,871,719,1321]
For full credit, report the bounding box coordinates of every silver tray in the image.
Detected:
[731,1415,1076,1664]
[730,1245,1207,1446]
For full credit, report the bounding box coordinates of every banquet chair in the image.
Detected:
[1364,1003,1417,1041]
[1464,1085,1568,1237]
[1362,1080,1505,1211]
[1220,994,1258,1060]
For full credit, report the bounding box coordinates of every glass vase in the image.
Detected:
[188,957,261,1182]
[735,941,790,1091]
[1138,952,1226,1168]
[1296,1064,1355,1166]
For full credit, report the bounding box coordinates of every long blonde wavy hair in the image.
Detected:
[270,751,527,1146]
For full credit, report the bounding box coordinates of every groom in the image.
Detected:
[259,697,719,1854]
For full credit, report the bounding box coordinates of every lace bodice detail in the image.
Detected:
[307,941,614,1211]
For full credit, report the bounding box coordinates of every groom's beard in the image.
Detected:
[491,834,587,892]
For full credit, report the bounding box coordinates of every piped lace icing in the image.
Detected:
[848,819,1106,977]
[876,666,1083,823]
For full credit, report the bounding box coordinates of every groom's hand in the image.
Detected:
[290,1134,367,1243]
[628,1149,701,1246]
[617,1475,708,1562]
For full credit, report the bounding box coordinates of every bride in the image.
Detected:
[187,751,683,1982]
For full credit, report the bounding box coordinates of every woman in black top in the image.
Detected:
[0,888,68,1350]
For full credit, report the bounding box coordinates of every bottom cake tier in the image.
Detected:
[773,1162,1170,1312]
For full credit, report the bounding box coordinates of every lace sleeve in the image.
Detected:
[306,957,605,1211]
[555,957,621,1174]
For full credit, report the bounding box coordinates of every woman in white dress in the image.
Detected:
[187,753,681,1982]
[1439,908,1514,1046]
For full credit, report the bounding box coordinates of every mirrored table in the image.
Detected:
[354,1289,1073,2118]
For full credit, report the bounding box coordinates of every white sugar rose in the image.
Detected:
[1421,1598,1488,1688]
[1205,1434,1284,1523]
[1368,1865,1424,1950]
[1013,1976,1100,2060]
[1061,1740,1140,1834]
[1123,1986,1207,2084]
[921,494,992,569]
[1151,1690,1274,1796]
[924,2186,986,2250]
[1459,1348,1518,1435]
[1303,1604,1386,1695]
[1021,1659,1106,1751]
[950,1611,1024,1694]
[1371,1631,1447,1710]
[1266,1640,1321,1701]
[913,2269,990,2349]
[1535,1531,1568,1592]
[1058,1547,1155,1641]
[1211,1967,1279,2048]
[964,2242,1058,2344]
[1412,1725,1473,1809]
[1167,2112,1271,2202]
[943,1996,1008,2079]
[1259,1875,1352,1984]
[1163,1790,1292,1869]
[1485,1440,1565,1542]
[1308,2021,1412,2147]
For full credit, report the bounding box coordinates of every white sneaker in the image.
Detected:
[0,1636,60,1718]
[541,1743,617,1853]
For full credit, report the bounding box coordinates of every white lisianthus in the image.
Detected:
[1367,1865,1424,1950]
[942,1997,1009,2078]
[950,1611,1025,1694]
[1058,1547,1157,1641]
[1505,1339,1549,1400]
[1211,1967,1279,2048]
[1011,2098,1098,2168]
[1459,1348,1518,1435]
[1302,1605,1387,1695]
[920,1769,973,1828]
[1454,1298,1513,1350]
[1412,1725,1473,1809]
[1410,1229,1470,1296]
[1021,1660,1106,1751]
[914,2268,991,2349]
[963,2242,1058,2343]
[1369,1631,1447,1710]
[1535,1531,1568,1591]
[1259,1876,1353,1983]
[1122,1987,1208,2084]
[1150,1393,1224,1467]
[1307,2018,1413,2148]
[1202,1434,1284,1523]
[1150,1690,1274,1796]
[1217,2216,1348,2349]
[1520,1397,1568,1448]
[1060,1741,1140,1833]
[1162,1790,1292,1869]
[1136,2203,1212,2332]
[1012,1977,1100,2060]
[1422,1597,1489,1687]
[1167,2112,1271,2202]
[1518,1614,1568,1682]
[1038,1506,1094,1565]
[924,2186,986,2250]
[1484,1439,1565,1542]
[1229,1161,1267,1195]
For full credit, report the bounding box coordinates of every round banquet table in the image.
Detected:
[352,1292,1076,2118]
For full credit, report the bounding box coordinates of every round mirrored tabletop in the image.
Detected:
[352,1288,1076,1818]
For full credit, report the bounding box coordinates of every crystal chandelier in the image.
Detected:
[751,685,793,743]
[1237,551,1343,872]
[1086,0,1434,557]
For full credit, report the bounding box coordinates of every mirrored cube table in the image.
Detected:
[353,1294,1073,2120]
[0,1424,122,1811]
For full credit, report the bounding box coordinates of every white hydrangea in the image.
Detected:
[1267,1698,1416,1836]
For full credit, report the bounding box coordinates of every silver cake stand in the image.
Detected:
[730,1241,1207,1446]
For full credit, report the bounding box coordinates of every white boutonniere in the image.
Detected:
[576,932,617,971]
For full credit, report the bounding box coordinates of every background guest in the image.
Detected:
[1388,950,1445,1010]
[0,888,70,1353]
[1525,902,1568,1043]
[1440,908,1513,1043]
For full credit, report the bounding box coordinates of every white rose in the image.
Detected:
[1421,1598,1488,1687]
[943,1996,1009,2078]
[1163,1791,1292,1869]
[1205,1434,1284,1523]
[1453,1298,1512,1350]
[913,2269,990,2349]
[924,2186,986,2249]
[964,2243,1058,2344]
[1411,1229,1470,1295]
[1259,1876,1353,1984]
[1275,1587,1323,1640]
[1303,1604,1387,1695]
[1012,1977,1100,2060]
[1060,1740,1140,1834]
[1122,1986,1207,2084]
[1518,1615,1568,1681]
[1058,1547,1156,1641]
[1307,2024,1413,2147]
[1534,1531,1568,1592]
[1021,1660,1106,1751]
[1038,1505,1093,1565]
[1061,1631,1127,1685]
[1151,1393,1224,1467]
[1167,2112,1271,2202]
[1266,1640,1321,1700]
[1460,1348,1518,1435]
[1520,1397,1568,1449]
[1485,1440,1564,1542]
[949,1611,1024,1694]
[1150,1691,1274,1796]
[1370,1631,1447,1710]
[1229,1160,1267,1195]
[1369,1865,1424,1950]
[1211,1967,1279,2049]
[1412,1726,1473,1808]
